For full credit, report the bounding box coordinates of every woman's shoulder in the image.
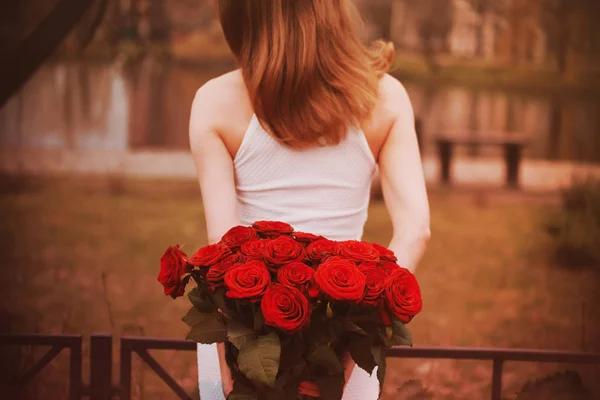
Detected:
[190,70,252,127]
[377,73,412,114]
[189,70,253,155]
[193,69,249,113]
[362,74,413,155]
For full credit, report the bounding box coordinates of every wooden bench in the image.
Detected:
[435,134,528,189]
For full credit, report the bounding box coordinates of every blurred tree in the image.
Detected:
[359,0,394,40]
[167,0,215,34]
[417,0,453,72]
[0,0,105,106]
[541,0,600,80]
[501,0,549,66]
[502,0,529,65]
[539,0,600,162]
[467,0,507,57]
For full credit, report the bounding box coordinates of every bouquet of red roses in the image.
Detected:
[158,221,422,400]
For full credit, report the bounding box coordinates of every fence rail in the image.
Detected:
[0,333,83,400]
[120,336,197,400]
[387,346,600,400]
[1,333,599,400]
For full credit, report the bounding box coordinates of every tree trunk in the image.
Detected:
[469,91,480,156]
[475,22,485,57]
[547,99,562,160]
[147,56,167,147]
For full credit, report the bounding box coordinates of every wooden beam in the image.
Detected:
[0,0,98,107]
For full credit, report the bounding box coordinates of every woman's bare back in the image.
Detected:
[190,68,428,269]
[200,69,400,164]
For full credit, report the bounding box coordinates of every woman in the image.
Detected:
[190,1,431,398]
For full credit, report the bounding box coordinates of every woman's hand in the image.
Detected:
[222,377,234,398]
[297,352,355,397]
[341,351,355,386]
[217,343,234,397]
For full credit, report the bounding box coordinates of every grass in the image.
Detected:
[0,177,599,399]
[388,51,600,96]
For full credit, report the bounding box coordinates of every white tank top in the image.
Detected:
[234,115,376,241]
[199,116,380,400]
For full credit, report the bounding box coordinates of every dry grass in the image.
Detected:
[0,176,599,399]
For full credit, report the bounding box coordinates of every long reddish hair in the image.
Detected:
[216,0,394,147]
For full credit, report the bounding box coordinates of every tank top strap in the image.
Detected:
[234,114,375,167]
[233,114,261,164]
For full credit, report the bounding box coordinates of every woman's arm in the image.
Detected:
[378,79,431,273]
[189,82,241,243]
[189,81,241,397]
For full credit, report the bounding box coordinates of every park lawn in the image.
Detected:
[0,177,598,399]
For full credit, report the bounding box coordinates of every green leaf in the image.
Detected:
[384,317,413,347]
[227,321,257,350]
[315,374,345,400]
[347,334,376,375]
[307,345,343,374]
[346,305,381,325]
[182,306,215,327]
[263,389,286,400]
[273,369,292,391]
[227,378,258,400]
[254,309,265,331]
[342,319,367,336]
[227,393,257,400]
[371,344,383,366]
[377,348,387,393]
[186,313,227,344]
[326,302,334,318]
[327,318,344,338]
[188,287,216,313]
[279,334,307,376]
[213,288,239,319]
[304,318,332,348]
[237,332,281,388]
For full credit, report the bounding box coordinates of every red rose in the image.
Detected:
[293,232,324,245]
[224,260,271,302]
[372,243,397,262]
[377,302,393,326]
[339,240,380,263]
[380,260,401,275]
[221,226,258,249]
[306,239,340,263]
[384,268,422,323]
[314,257,366,302]
[206,253,245,291]
[357,262,388,305]
[240,239,269,260]
[158,245,191,299]
[252,220,294,238]
[263,236,305,271]
[261,284,311,334]
[277,262,320,298]
[189,243,231,267]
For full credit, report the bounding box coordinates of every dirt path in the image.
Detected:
[2,149,600,193]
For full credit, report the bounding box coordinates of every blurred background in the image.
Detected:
[0,0,599,399]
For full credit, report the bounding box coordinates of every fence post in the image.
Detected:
[491,358,503,400]
[437,139,453,185]
[120,338,132,400]
[69,337,83,400]
[415,118,424,153]
[504,142,522,189]
[90,334,112,400]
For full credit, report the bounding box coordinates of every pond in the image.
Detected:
[1,58,599,164]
